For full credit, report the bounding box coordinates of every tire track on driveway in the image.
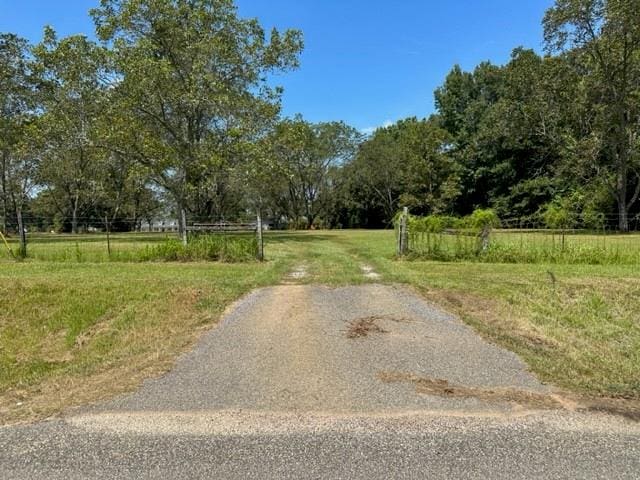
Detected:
[78,284,551,417]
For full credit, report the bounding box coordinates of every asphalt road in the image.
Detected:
[1,284,639,479]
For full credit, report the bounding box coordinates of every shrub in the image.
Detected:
[464,208,501,231]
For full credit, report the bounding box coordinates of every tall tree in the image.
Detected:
[0,33,37,254]
[92,0,303,243]
[544,0,640,231]
[434,62,504,213]
[33,29,109,233]
[268,118,361,228]
[433,51,587,219]
[347,126,404,225]
[345,118,457,226]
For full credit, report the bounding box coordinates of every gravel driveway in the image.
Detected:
[1,284,639,479]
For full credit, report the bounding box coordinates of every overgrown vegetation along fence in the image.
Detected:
[0,217,261,263]
[398,210,640,265]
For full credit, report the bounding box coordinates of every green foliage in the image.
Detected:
[543,0,640,231]
[467,208,500,230]
[405,209,640,265]
[3,0,640,236]
[136,235,258,263]
[581,209,606,231]
[404,209,499,234]
[338,117,458,227]
[262,117,362,229]
[540,192,609,231]
[407,214,461,233]
[541,200,574,230]
[0,33,39,247]
[90,0,304,235]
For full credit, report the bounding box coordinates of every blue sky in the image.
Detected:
[0,0,553,132]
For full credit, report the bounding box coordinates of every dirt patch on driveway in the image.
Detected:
[378,371,562,410]
[346,317,389,338]
[346,314,412,339]
[378,370,640,421]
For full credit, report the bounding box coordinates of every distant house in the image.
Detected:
[140,220,179,233]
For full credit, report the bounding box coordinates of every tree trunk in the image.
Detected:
[0,151,7,233]
[71,194,80,234]
[618,195,629,232]
[613,101,631,232]
[617,160,629,232]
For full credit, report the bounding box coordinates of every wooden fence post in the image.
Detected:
[104,215,112,258]
[256,212,264,261]
[398,207,409,256]
[479,225,491,253]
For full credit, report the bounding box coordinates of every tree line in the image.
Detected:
[1,0,304,248]
[336,0,640,231]
[2,0,639,248]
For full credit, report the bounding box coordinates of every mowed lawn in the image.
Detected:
[1,230,639,423]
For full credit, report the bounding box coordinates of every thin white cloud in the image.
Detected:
[360,119,394,135]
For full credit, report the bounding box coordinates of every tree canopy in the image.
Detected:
[1,0,639,235]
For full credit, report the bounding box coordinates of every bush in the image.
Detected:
[464,208,501,230]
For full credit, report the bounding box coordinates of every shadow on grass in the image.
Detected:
[264,232,336,244]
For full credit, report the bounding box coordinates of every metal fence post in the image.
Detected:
[398,207,409,256]
[17,207,27,258]
[180,208,188,246]
[256,211,264,261]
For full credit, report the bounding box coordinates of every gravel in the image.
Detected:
[89,284,548,414]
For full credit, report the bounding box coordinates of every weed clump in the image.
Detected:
[140,235,258,262]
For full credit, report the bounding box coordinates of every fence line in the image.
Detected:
[403,215,640,265]
[0,214,268,262]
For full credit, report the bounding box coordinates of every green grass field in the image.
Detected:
[1,230,639,423]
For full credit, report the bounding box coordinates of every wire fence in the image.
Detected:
[405,216,640,265]
[0,216,263,262]
[4,213,640,265]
